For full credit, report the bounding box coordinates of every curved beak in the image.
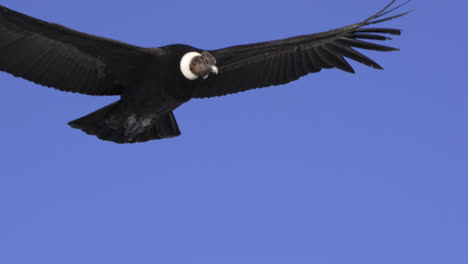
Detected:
[210,65,219,75]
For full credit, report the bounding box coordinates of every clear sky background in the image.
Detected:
[0,0,466,263]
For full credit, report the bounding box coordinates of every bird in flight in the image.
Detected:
[0,1,411,143]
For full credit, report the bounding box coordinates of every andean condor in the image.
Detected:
[0,1,411,143]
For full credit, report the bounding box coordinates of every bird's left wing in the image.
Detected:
[0,5,160,95]
[191,0,411,99]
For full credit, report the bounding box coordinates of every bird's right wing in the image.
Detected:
[0,5,160,95]
[191,0,411,99]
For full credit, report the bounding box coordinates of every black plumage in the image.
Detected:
[0,1,411,143]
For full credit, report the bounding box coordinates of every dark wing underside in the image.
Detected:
[191,0,411,99]
[0,5,159,95]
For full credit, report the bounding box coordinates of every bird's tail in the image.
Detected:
[68,100,181,143]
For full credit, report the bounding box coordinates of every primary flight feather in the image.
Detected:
[0,1,411,143]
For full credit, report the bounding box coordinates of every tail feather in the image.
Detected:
[68,101,181,143]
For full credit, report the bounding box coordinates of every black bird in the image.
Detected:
[0,1,410,143]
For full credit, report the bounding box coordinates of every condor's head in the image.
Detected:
[179,50,218,80]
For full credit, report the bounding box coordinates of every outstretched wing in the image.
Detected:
[191,0,411,99]
[0,5,160,95]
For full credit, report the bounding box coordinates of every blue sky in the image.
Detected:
[0,0,466,263]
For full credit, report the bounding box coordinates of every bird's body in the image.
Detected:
[0,1,411,143]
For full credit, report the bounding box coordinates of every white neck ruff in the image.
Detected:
[180,52,201,80]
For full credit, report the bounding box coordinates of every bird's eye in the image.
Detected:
[180,52,202,80]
